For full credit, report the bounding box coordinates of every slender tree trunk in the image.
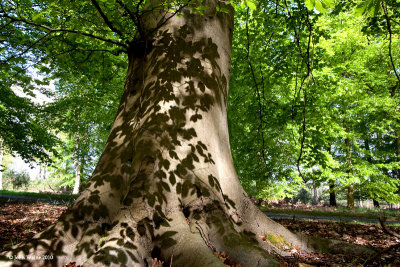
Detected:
[72,133,81,194]
[312,181,318,205]
[347,184,354,209]
[397,134,400,180]
[364,137,380,208]
[39,166,43,181]
[390,83,400,190]
[0,138,3,190]
[345,137,354,209]
[1,2,371,266]
[79,154,85,192]
[329,180,336,207]
[326,144,336,207]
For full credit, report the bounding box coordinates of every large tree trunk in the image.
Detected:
[0,2,371,267]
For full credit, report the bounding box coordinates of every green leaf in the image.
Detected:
[304,0,315,10]
[246,0,257,10]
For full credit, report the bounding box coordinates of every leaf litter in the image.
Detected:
[0,201,399,266]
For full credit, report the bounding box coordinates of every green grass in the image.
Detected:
[0,190,78,201]
[261,206,400,221]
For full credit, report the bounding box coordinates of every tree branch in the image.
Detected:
[2,13,128,49]
[90,0,125,38]
[382,1,400,85]
[115,0,145,39]
[296,9,315,182]
[149,3,189,37]
[6,31,53,62]
[245,8,268,171]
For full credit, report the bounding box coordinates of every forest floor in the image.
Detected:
[262,201,400,221]
[0,200,399,266]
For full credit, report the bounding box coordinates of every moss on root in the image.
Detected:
[265,233,293,251]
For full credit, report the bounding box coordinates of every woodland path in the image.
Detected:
[0,195,72,205]
[265,212,400,225]
[2,193,398,225]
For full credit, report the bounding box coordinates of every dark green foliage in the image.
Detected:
[0,85,58,163]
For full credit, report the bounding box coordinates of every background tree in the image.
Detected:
[42,51,126,193]
[228,0,400,207]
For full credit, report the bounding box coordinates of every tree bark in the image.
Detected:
[0,138,3,190]
[347,184,354,209]
[364,137,380,208]
[0,2,371,266]
[396,133,400,180]
[73,133,81,194]
[312,181,318,205]
[329,180,336,207]
[345,135,354,209]
[326,144,336,207]
[373,199,380,208]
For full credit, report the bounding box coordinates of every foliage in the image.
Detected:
[228,0,400,204]
[0,84,58,164]
[1,0,400,204]
[41,50,126,190]
[2,170,30,190]
[292,188,313,204]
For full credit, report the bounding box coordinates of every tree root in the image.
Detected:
[379,216,400,238]
[154,212,226,267]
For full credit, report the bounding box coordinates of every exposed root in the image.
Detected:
[214,251,242,267]
[156,211,226,267]
[379,216,400,238]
